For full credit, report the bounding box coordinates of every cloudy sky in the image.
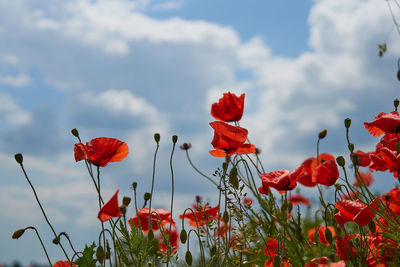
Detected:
[1,0,400,264]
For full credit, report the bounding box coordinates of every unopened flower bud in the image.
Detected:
[14,153,23,164]
[122,197,131,206]
[52,236,60,244]
[172,135,178,144]
[185,251,193,266]
[154,133,160,143]
[336,156,345,167]
[144,192,151,201]
[12,228,25,239]
[223,210,229,223]
[71,128,79,138]
[180,229,187,243]
[394,99,399,110]
[96,245,105,264]
[344,118,351,129]
[325,228,333,244]
[131,182,137,190]
[348,143,354,152]
[397,69,400,81]
[368,221,376,234]
[318,129,327,139]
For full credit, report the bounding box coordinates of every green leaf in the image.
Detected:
[74,242,97,267]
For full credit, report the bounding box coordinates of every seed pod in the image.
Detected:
[122,197,131,206]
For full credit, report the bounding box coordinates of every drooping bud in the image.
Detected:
[71,128,80,138]
[172,135,178,144]
[12,228,25,239]
[52,236,60,244]
[344,118,351,129]
[325,228,333,244]
[14,153,23,164]
[185,251,193,266]
[154,133,160,143]
[96,245,105,264]
[318,129,327,139]
[180,229,187,243]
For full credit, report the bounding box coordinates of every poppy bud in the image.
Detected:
[223,210,229,223]
[71,128,80,138]
[325,228,333,244]
[12,228,25,239]
[397,69,400,81]
[14,153,23,164]
[185,251,193,266]
[144,192,151,201]
[180,229,187,243]
[52,236,60,244]
[105,240,111,259]
[344,118,351,129]
[131,182,137,190]
[336,156,345,167]
[172,135,178,144]
[154,133,160,143]
[148,230,154,240]
[96,245,105,264]
[122,197,131,206]
[385,194,390,202]
[394,99,399,110]
[348,143,354,152]
[368,221,376,234]
[318,129,327,139]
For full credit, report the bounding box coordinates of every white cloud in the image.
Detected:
[151,1,184,11]
[0,73,32,87]
[0,93,31,126]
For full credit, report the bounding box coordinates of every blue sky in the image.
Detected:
[1,0,400,264]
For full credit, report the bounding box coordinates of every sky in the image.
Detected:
[1,0,400,264]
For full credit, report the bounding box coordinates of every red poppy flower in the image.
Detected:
[159,229,179,254]
[289,194,310,206]
[334,198,380,227]
[97,189,122,222]
[335,234,358,261]
[296,153,336,187]
[53,261,77,267]
[209,121,255,157]
[364,111,400,137]
[129,208,174,233]
[211,92,245,122]
[74,137,129,167]
[263,238,279,260]
[307,226,335,245]
[352,150,373,167]
[258,169,298,194]
[376,133,398,152]
[312,159,339,186]
[354,171,374,187]
[381,187,400,215]
[370,147,400,178]
[179,205,219,227]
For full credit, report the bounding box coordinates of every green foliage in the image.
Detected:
[74,242,97,267]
